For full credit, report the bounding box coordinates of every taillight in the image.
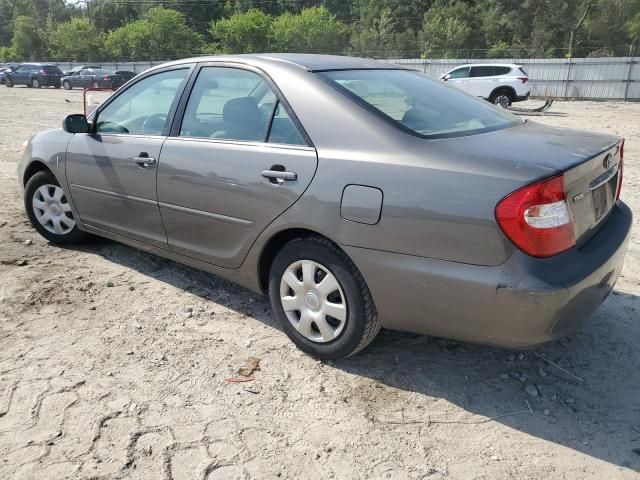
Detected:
[617,139,624,200]
[517,77,528,84]
[495,174,575,258]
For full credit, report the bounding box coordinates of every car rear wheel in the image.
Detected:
[63,80,71,90]
[490,89,513,108]
[268,236,380,360]
[92,81,99,88]
[24,171,88,245]
[31,78,40,88]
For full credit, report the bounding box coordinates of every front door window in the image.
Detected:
[95,69,188,136]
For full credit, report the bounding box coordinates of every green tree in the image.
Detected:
[50,18,104,61]
[210,8,272,53]
[630,12,640,52]
[269,5,348,53]
[0,45,17,61]
[421,1,475,58]
[105,7,204,61]
[350,8,417,57]
[12,15,45,60]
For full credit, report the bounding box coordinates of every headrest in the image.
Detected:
[223,97,260,124]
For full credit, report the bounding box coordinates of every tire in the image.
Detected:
[31,78,40,88]
[489,89,513,108]
[24,171,88,245]
[268,236,380,360]
[92,81,99,88]
[5,78,13,88]
[63,80,72,90]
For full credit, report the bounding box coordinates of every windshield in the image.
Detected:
[317,69,522,139]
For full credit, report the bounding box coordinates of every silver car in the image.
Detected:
[18,54,632,359]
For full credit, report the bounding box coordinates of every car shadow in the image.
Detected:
[64,237,640,473]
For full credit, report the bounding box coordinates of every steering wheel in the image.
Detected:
[141,113,167,134]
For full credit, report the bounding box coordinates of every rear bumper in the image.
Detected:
[514,91,531,102]
[343,201,632,348]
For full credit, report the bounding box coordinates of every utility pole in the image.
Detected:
[567,1,592,58]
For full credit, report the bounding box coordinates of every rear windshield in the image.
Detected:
[42,66,62,73]
[317,69,522,139]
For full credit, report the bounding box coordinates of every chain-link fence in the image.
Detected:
[50,55,640,101]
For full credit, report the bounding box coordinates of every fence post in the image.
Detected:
[563,57,573,100]
[623,57,634,102]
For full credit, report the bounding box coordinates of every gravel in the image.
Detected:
[1,89,639,479]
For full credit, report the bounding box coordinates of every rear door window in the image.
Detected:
[179,66,305,145]
[469,66,495,77]
[267,102,306,145]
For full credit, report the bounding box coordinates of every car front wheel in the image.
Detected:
[5,78,13,87]
[24,171,87,244]
[268,236,380,360]
[63,80,71,90]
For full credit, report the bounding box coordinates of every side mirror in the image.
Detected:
[63,114,90,134]
[442,74,451,81]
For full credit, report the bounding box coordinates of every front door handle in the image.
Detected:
[261,169,297,182]
[133,154,156,168]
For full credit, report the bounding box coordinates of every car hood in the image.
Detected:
[430,120,620,178]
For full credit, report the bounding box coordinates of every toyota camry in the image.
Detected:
[17,54,632,359]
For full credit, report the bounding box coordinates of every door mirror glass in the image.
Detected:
[443,74,451,81]
[63,114,89,134]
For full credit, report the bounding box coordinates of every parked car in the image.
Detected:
[0,63,19,85]
[61,68,126,90]
[4,63,64,88]
[440,63,530,107]
[114,70,137,82]
[62,65,101,76]
[18,54,630,360]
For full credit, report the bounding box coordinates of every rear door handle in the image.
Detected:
[261,169,297,182]
[133,155,156,168]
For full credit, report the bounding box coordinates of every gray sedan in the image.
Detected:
[17,54,632,359]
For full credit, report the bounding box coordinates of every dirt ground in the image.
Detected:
[0,87,639,480]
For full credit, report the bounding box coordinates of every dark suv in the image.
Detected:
[3,63,64,88]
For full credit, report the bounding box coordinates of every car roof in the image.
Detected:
[450,63,523,70]
[156,54,406,72]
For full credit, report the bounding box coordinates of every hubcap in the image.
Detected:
[494,95,510,108]
[279,260,347,343]
[32,184,76,235]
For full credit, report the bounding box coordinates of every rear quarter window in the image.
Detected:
[494,66,512,75]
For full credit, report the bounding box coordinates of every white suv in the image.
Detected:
[440,63,530,107]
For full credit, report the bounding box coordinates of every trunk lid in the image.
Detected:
[431,120,623,245]
[564,142,622,245]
